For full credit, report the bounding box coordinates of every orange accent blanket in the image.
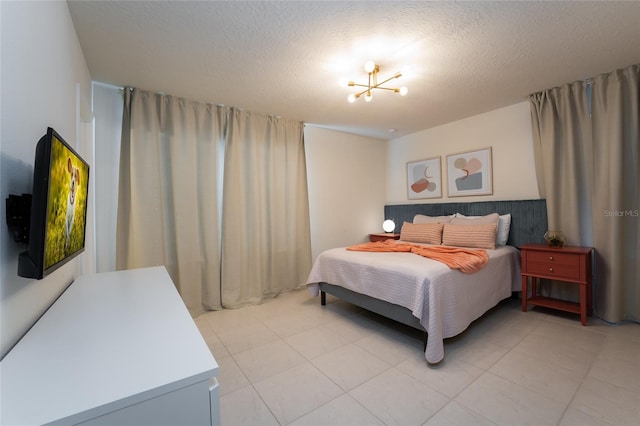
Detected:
[346,240,489,273]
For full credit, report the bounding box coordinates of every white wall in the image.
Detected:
[92,83,123,273]
[387,102,540,204]
[0,1,92,359]
[305,126,387,260]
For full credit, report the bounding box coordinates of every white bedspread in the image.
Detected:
[306,245,521,363]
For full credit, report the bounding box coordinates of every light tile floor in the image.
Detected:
[195,289,640,426]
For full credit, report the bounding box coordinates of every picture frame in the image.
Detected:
[407,157,442,199]
[446,147,493,197]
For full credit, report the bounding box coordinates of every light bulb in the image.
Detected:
[364,91,373,102]
[399,86,408,96]
[347,94,356,103]
[364,61,376,73]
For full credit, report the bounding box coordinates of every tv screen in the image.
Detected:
[18,127,90,279]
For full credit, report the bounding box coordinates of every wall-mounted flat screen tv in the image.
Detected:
[18,127,90,279]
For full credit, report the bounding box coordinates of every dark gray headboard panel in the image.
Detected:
[384,199,548,248]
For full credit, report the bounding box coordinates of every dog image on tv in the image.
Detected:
[44,136,89,269]
[65,157,80,244]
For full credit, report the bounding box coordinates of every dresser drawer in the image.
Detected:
[527,250,579,266]
[526,261,581,280]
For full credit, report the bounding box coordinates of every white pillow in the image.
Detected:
[454,213,511,246]
[413,214,454,224]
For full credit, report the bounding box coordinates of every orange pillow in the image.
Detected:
[442,223,497,249]
[400,222,443,245]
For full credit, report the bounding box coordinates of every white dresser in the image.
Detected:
[0,266,219,425]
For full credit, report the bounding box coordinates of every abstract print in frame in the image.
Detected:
[407,157,442,199]
[446,147,493,197]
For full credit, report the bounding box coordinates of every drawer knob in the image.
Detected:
[549,267,553,272]
[549,256,553,261]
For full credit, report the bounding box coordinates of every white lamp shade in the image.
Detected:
[382,219,395,233]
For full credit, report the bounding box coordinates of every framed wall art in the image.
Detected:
[407,157,442,199]
[446,147,493,197]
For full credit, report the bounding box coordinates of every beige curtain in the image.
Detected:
[117,89,226,314]
[529,81,593,246]
[591,65,640,322]
[530,64,640,322]
[221,108,312,308]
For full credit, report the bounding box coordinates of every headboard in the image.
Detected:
[384,199,548,248]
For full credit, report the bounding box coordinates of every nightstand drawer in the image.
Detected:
[526,261,581,280]
[527,250,579,266]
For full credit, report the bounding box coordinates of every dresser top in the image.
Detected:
[1,266,218,425]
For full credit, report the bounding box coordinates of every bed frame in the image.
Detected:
[319,199,548,346]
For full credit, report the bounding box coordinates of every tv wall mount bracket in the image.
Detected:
[6,194,32,244]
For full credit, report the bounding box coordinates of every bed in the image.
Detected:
[306,199,548,364]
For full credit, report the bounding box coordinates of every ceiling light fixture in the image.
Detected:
[347,61,408,103]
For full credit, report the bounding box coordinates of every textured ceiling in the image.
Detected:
[67,1,640,140]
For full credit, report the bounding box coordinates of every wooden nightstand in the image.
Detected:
[369,233,400,242]
[521,243,593,325]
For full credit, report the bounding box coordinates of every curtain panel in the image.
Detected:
[529,81,593,246]
[590,65,640,322]
[117,89,226,314]
[221,108,312,308]
[529,64,639,323]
